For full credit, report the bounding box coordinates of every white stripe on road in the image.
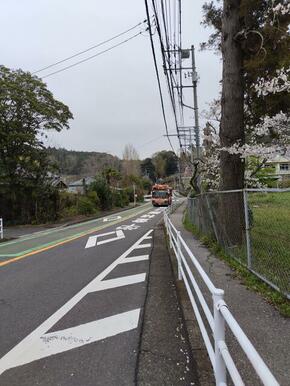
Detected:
[103,215,122,222]
[134,243,151,249]
[85,229,125,248]
[88,273,146,292]
[120,255,149,264]
[0,229,153,375]
[10,309,140,369]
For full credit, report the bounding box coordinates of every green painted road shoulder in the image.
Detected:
[0,204,152,260]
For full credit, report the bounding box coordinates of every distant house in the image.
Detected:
[51,178,68,190]
[265,156,290,182]
[67,177,95,194]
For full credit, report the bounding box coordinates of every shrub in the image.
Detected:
[77,196,97,215]
[90,177,112,210]
[112,190,130,207]
[86,191,100,208]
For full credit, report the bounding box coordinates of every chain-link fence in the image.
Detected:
[187,189,290,298]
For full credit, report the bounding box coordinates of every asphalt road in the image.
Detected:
[0,204,164,386]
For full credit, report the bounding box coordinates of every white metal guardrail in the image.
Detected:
[0,218,3,240]
[164,209,279,386]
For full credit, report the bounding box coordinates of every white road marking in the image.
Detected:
[0,229,153,375]
[116,224,140,231]
[121,255,149,264]
[132,218,148,223]
[88,273,146,292]
[141,214,155,219]
[134,243,151,249]
[85,229,125,248]
[103,215,122,222]
[9,309,140,369]
[144,236,152,240]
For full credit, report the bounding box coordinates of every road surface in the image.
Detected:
[0,204,164,386]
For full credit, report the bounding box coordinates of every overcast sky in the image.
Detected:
[1,0,221,159]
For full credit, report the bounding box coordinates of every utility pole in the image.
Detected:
[191,45,200,159]
[165,46,200,162]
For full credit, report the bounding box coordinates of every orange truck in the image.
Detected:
[151,184,172,207]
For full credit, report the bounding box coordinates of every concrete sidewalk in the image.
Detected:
[169,203,290,385]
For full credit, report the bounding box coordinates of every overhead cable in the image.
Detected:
[144,0,176,155]
[42,32,142,79]
[33,20,147,75]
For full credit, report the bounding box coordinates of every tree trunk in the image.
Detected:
[219,0,245,246]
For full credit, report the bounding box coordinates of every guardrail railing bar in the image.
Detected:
[176,231,182,280]
[179,249,214,331]
[164,208,279,386]
[218,341,245,386]
[179,236,220,295]
[180,265,215,367]
[218,302,279,386]
[213,290,227,385]
[166,214,220,295]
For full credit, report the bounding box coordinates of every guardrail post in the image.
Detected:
[165,213,170,236]
[213,289,226,385]
[243,189,252,269]
[177,231,182,280]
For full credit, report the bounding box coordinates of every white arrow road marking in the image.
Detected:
[9,309,140,369]
[88,273,146,292]
[85,229,125,249]
[103,215,122,222]
[0,229,152,375]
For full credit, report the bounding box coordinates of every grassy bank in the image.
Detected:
[183,210,290,317]
[249,192,290,294]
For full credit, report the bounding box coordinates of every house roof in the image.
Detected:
[68,177,95,187]
[267,155,290,164]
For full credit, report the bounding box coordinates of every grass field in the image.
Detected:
[249,192,290,294]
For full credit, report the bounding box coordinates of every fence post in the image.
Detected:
[177,231,182,280]
[205,194,218,241]
[243,189,252,269]
[213,289,226,385]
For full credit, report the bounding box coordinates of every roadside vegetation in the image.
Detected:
[183,210,290,317]
[0,65,179,226]
[249,192,290,294]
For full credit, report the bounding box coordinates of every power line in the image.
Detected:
[137,135,163,149]
[144,0,176,155]
[152,0,181,147]
[32,20,147,75]
[41,32,142,79]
